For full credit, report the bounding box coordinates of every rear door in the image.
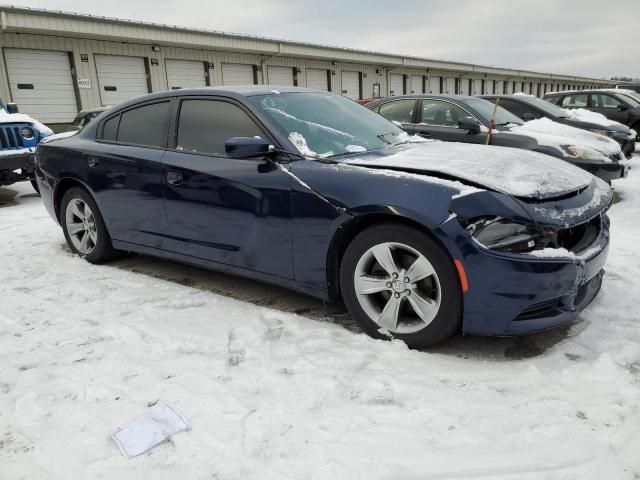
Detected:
[161,97,293,277]
[165,59,207,90]
[4,48,78,123]
[89,100,171,246]
[95,55,149,106]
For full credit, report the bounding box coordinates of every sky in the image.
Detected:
[5,0,640,79]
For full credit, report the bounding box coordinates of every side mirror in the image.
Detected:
[6,103,19,114]
[457,116,481,134]
[225,137,271,159]
[521,112,537,121]
[616,104,627,112]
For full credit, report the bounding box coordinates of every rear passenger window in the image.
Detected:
[560,94,588,108]
[101,115,119,141]
[591,94,623,109]
[497,99,536,119]
[378,100,415,123]
[116,102,170,147]
[176,100,264,156]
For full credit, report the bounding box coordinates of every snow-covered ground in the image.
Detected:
[1,159,640,479]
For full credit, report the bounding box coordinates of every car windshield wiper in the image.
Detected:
[494,121,522,127]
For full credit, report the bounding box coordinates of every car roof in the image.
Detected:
[366,94,478,106]
[545,88,628,96]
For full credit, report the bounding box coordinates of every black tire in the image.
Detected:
[30,178,40,195]
[60,186,116,263]
[340,224,462,348]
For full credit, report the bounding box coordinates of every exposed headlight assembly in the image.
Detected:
[562,145,609,162]
[466,217,543,253]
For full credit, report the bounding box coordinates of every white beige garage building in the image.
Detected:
[0,6,613,129]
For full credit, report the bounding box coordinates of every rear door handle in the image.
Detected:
[166,171,183,185]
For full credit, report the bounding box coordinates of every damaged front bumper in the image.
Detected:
[0,148,37,186]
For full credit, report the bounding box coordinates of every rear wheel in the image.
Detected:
[340,224,462,348]
[61,187,115,263]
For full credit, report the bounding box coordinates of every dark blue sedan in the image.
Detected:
[35,87,612,348]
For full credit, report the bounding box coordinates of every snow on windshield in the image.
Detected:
[344,141,595,199]
[503,118,621,157]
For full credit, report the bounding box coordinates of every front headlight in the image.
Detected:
[20,127,34,139]
[467,217,542,253]
[563,145,609,162]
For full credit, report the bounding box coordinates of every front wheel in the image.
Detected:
[340,224,462,348]
[60,187,115,263]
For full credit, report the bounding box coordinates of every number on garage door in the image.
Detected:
[4,48,78,123]
[95,55,149,107]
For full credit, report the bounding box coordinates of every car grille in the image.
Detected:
[0,125,25,150]
[514,298,561,321]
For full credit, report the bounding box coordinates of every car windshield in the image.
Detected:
[461,98,524,126]
[615,91,640,107]
[250,92,407,157]
[519,96,570,118]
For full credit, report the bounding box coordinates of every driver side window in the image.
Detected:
[420,100,468,127]
[177,99,264,156]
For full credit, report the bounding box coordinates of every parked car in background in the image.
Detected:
[367,94,627,183]
[544,89,640,138]
[68,107,108,132]
[0,98,52,192]
[36,87,612,348]
[482,94,635,158]
[615,84,640,94]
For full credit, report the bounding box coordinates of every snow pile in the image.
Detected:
[504,118,622,156]
[288,132,317,157]
[0,108,53,137]
[345,141,595,200]
[563,108,621,128]
[1,158,640,477]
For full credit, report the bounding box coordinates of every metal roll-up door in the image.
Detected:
[410,75,424,94]
[165,59,207,90]
[428,76,441,94]
[472,79,483,95]
[267,66,295,86]
[485,80,494,94]
[341,71,360,100]
[95,55,149,106]
[443,77,456,94]
[306,69,329,90]
[222,63,255,86]
[4,48,78,123]
[495,80,504,94]
[390,74,404,96]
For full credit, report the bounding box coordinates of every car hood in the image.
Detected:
[342,140,596,200]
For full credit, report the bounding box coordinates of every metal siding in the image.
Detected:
[165,59,206,89]
[4,48,78,123]
[221,63,255,86]
[94,54,148,106]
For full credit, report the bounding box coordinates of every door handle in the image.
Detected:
[166,171,183,185]
[87,156,100,168]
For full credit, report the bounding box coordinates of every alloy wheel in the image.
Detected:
[65,198,98,255]
[353,242,441,334]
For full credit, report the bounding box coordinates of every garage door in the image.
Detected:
[444,77,457,94]
[428,77,441,94]
[165,59,206,90]
[268,66,295,86]
[341,71,360,100]
[306,69,329,90]
[459,78,470,95]
[4,48,78,123]
[472,79,482,95]
[389,74,404,96]
[95,55,148,106]
[222,63,255,86]
[495,80,504,94]
[410,75,424,94]
[485,80,494,94]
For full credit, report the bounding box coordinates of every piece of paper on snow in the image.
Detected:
[112,404,190,458]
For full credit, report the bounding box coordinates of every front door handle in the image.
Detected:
[166,171,183,185]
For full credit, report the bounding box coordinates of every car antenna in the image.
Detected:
[485,97,500,145]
